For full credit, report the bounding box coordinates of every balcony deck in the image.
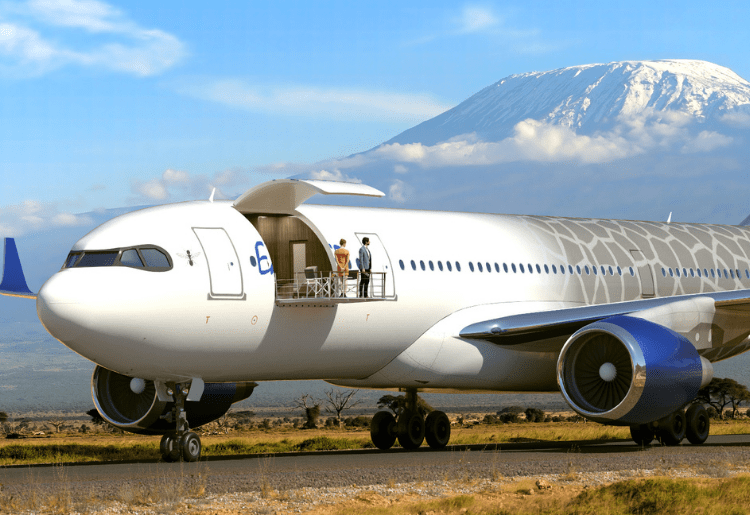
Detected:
[275,271,394,306]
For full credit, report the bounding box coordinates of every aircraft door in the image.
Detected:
[354,233,395,297]
[193,228,245,299]
[629,249,655,298]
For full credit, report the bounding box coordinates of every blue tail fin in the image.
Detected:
[0,238,36,299]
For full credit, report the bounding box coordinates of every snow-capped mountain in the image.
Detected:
[386,60,750,145]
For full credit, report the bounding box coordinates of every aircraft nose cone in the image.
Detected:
[37,272,84,343]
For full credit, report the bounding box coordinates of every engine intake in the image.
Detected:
[557,316,712,425]
[92,366,256,434]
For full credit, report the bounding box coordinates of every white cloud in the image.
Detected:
[129,167,267,204]
[0,199,92,237]
[133,178,168,200]
[457,6,499,34]
[389,179,409,203]
[176,79,452,123]
[721,111,750,128]
[394,164,408,174]
[0,0,185,77]
[308,169,361,183]
[370,115,735,167]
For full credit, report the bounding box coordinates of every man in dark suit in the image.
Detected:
[358,237,371,298]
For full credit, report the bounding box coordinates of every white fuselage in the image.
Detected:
[35,199,750,393]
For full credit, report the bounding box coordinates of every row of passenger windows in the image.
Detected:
[398,259,636,277]
[398,258,750,281]
[662,267,750,280]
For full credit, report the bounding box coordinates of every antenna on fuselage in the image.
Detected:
[667,212,672,224]
[209,188,216,203]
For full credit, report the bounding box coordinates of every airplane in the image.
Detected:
[2,178,749,463]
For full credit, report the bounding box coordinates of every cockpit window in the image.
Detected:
[63,252,81,269]
[62,245,172,272]
[120,249,144,268]
[78,252,119,267]
[140,248,170,268]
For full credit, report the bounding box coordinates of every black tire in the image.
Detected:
[686,404,710,445]
[425,411,451,449]
[630,424,655,446]
[180,431,202,462]
[397,412,425,450]
[370,411,397,450]
[658,410,686,446]
[160,434,177,462]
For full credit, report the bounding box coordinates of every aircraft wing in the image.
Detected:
[459,289,750,347]
[0,238,36,299]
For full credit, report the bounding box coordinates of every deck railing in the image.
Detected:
[275,270,387,302]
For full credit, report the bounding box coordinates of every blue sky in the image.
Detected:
[1,0,750,235]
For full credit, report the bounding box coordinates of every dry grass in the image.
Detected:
[2,418,750,466]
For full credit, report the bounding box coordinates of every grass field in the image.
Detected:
[2,418,750,466]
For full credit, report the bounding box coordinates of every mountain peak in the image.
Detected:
[387,59,750,146]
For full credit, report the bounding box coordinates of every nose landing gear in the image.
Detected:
[370,389,451,450]
[160,382,202,462]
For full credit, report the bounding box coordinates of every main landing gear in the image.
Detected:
[370,389,452,450]
[160,382,202,462]
[630,404,710,447]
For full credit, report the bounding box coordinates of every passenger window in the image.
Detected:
[711,269,715,278]
[511,263,516,273]
[662,268,666,277]
[568,265,573,274]
[535,264,541,273]
[429,261,434,271]
[629,267,634,276]
[731,269,735,279]
[495,263,500,273]
[447,261,452,272]
[592,266,597,275]
[724,269,729,278]
[399,259,405,270]
[585,266,590,275]
[528,263,533,274]
[520,264,525,273]
[120,249,144,268]
[576,265,581,275]
[411,260,416,271]
[608,266,613,276]
[683,267,687,277]
[503,263,509,273]
[250,256,257,267]
[705,268,709,277]
[456,262,461,272]
[544,264,549,274]
[617,266,622,276]
[486,262,491,273]
[690,269,695,277]
[697,268,702,277]
[477,262,482,272]
[551,264,556,274]
[600,266,605,275]
[420,260,426,271]
[669,268,674,277]
[438,261,443,271]
[78,251,119,267]
[140,248,170,268]
[676,268,681,277]
[469,262,475,272]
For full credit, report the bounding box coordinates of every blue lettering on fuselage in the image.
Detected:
[255,241,274,275]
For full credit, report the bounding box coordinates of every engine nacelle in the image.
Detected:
[557,316,712,425]
[92,366,256,434]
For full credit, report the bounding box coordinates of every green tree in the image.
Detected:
[0,411,8,424]
[696,378,750,419]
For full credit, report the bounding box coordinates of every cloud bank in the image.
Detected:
[0,0,185,77]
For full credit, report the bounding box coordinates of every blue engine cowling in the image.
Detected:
[92,366,256,434]
[556,316,712,425]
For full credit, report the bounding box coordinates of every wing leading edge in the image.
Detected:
[460,289,750,347]
[0,238,36,299]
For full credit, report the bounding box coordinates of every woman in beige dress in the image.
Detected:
[334,239,350,297]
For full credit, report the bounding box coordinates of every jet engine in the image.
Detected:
[92,366,256,434]
[557,315,712,425]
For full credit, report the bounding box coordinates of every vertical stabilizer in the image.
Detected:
[0,238,36,299]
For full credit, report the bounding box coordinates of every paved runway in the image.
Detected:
[2,434,750,499]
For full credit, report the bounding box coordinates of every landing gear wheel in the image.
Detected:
[630,424,655,446]
[397,412,425,449]
[686,404,710,445]
[160,434,178,462]
[370,411,397,450]
[425,411,451,449]
[657,410,686,446]
[180,431,202,462]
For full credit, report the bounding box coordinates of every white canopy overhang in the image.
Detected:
[233,179,385,214]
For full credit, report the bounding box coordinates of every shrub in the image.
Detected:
[525,408,545,423]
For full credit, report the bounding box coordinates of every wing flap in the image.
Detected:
[0,238,36,299]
